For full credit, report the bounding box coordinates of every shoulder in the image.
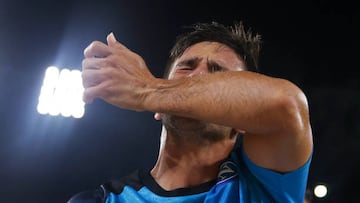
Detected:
[102,170,143,194]
[67,170,143,203]
[67,188,105,203]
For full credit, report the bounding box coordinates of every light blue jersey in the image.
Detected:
[69,138,311,203]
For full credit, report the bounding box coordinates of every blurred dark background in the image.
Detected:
[0,0,358,202]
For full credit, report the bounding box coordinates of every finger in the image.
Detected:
[82,69,104,88]
[82,57,111,70]
[82,87,95,103]
[106,32,129,50]
[84,40,112,58]
[107,32,117,45]
[82,83,106,104]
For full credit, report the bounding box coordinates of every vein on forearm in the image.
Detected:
[146,71,303,135]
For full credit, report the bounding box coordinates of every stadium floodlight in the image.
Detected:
[37,66,85,118]
[314,184,328,198]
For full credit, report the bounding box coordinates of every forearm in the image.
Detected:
[145,71,308,136]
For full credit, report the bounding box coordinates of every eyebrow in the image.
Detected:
[176,57,230,72]
[206,60,229,72]
[176,57,201,69]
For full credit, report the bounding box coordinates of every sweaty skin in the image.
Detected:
[82,33,313,190]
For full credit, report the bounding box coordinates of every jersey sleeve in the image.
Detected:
[240,145,312,202]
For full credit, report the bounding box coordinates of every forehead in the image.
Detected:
[174,41,245,70]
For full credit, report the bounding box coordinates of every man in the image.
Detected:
[304,188,313,203]
[69,21,313,202]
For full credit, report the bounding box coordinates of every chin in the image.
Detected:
[163,115,206,131]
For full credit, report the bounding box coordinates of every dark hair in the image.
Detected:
[164,21,261,78]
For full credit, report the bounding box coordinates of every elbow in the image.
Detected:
[279,83,310,134]
[280,83,313,161]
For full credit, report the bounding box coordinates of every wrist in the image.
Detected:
[140,78,166,112]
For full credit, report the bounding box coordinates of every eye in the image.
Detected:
[209,64,225,73]
[179,67,192,70]
[173,66,193,76]
[175,64,194,71]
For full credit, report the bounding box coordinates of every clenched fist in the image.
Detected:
[82,33,156,111]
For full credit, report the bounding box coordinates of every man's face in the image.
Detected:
[168,41,245,79]
[161,42,246,142]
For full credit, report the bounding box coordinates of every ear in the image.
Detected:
[154,113,162,121]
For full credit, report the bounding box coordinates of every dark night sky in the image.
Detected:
[0,0,359,202]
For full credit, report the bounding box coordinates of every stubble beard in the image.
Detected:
[162,114,232,144]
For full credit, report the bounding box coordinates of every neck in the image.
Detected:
[150,126,236,191]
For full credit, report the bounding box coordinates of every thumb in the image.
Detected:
[107,32,128,50]
[107,32,118,47]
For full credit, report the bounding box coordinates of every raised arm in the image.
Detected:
[146,71,313,172]
[82,33,312,173]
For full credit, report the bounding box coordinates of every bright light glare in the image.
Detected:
[314,184,328,198]
[37,66,85,118]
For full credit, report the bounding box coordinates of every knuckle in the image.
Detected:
[84,41,103,57]
[81,58,88,69]
[82,91,91,103]
[101,57,113,68]
[84,42,95,55]
[105,54,118,66]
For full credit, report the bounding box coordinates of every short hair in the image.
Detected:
[164,21,261,78]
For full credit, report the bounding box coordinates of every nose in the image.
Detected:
[187,62,208,77]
